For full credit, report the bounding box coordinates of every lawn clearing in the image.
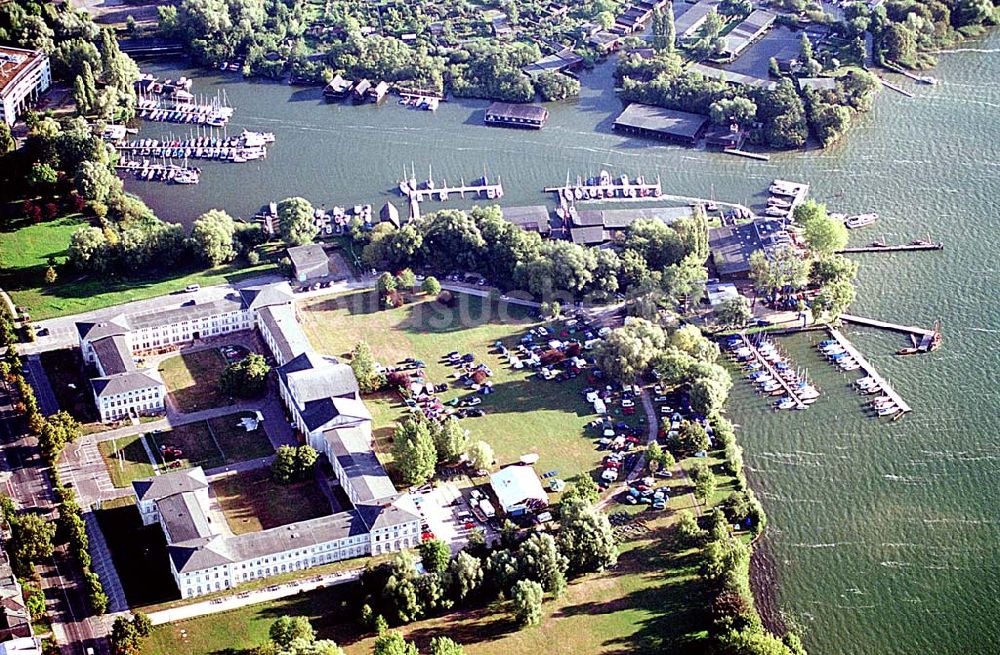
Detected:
[94,500,179,606]
[158,349,229,413]
[98,434,158,488]
[211,468,332,535]
[298,291,606,482]
[0,216,280,320]
[208,411,275,462]
[39,348,101,426]
[148,422,226,471]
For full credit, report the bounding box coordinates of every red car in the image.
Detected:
[421,530,435,541]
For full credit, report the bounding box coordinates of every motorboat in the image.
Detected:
[856,376,878,389]
[845,213,879,229]
[877,404,899,417]
[776,397,796,410]
[765,206,790,217]
[840,362,861,371]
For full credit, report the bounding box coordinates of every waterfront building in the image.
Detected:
[569,206,692,245]
[484,102,549,129]
[323,74,353,100]
[613,103,709,145]
[500,206,552,235]
[688,63,777,91]
[709,218,794,278]
[523,48,584,76]
[719,9,776,60]
[0,47,51,126]
[287,244,330,282]
[674,0,722,38]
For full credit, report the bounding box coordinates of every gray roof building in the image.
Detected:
[133,467,209,503]
[300,396,371,433]
[688,63,777,90]
[91,334,134,376]
[613,103,709,144]
[76,316,129,342]
[380,202,401,229]
[257,304,311,365]
[129,296,246,331]
[157,491,214,543]
[674,0,721,37]
[239,282,295,312]
[287,244,330,282]
[719,9,776,59]
[709,218,792,278]
[501,206,551,234]
[356,500,421,531]
[90,369,163,398]
[278,352,359,401]
[324,425,396,504]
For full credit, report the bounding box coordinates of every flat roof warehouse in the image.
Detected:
[613,103,709,144]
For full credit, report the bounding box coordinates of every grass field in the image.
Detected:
[212,468,332,535]
[98,434,158,487]
[0,216,280,320]
[208,411,276,462]
[39,348,101,425]
[298,291,608,483]
[148,423,226,471]
[159,349,229,413]
[95,501,179,606]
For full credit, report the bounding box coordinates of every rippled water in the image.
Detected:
[132,34,1000,654]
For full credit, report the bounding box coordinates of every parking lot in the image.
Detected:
[411,482,499,553]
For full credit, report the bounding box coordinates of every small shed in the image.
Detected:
[490,465,549,516]
[380,202,401,228]
[287,244,329,282]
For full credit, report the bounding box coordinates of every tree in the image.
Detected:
[395,268,416,289]
[815,279,856,318]
[448,551,483,601]
[691,461,716,502]
[671,325,719,363]
[350,341,383,393]
[9,512,56,573]
[429,637,465,655]
[557,498,617,573]
[271,445,318,483]
[132,613,152,638]
[110,616,140,655]
[191,209,236,266]
[418,539,450,573]
[278,197,318,246]
[594,319,668,384]
[373,630,418,655]
[431,418,467,463]
[75,160,120,205]
[295,445,319,476]
[709,97,757,127]
[511,579,544,627]
[676,510,707,546]
[28,162,57,189]
[219,353,270,398]
[44,266,57,285]
[535,72,580,101]
[653,6,675,53]
[421,276,441,295]
[646,441,675,473]
[466,440,494,472]
[690,378,728,417]
[561,474,599,505]
[270,617,315,649]
[0,122,13,155]
[715,296,752,328]
[794,200,847,255]
[810,255,857,287]
[421,209,485,272]
[391,419,437,486]
[517,533,568,597]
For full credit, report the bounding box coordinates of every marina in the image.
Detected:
[725,333,819,410]
[822,328,912,418]
[116,160,200,184]
[113,130,274,163]
[544,171,664,202]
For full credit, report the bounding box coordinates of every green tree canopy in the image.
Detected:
[511,579,544,627]
[278,197,318,246]
[391,419,437,486]
[219,353,270,398]
[190,209,236,266]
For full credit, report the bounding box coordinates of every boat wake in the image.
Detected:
[932,47,1000,54]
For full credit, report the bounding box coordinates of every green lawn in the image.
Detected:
[0,216,279,320]
[211,468,332,535]
[148,423,226,471]
[158,349,229,413]
[98,434,158,487]
[298,291,607,484]
[208,411,276,462]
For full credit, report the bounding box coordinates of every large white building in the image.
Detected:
[0,47,51,127]
[126,282,421,598]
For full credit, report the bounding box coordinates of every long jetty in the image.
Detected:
[740,333,806,409]
[875,75,915,97]
[403,180,503,203]
[724,149,770,161]
[838,314,936,337]
[837,243,943,253]
[826,327,911,417]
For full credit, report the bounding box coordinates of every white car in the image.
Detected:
[621,399,635,408]
[598,327,611,337]
[601,468,619,482]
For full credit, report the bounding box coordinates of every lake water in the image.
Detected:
[130,35,1000,655]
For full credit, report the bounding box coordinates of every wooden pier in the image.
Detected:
[739,333,807,409]
[837,242,943,253]
[400,175,503,204]
[826,327,911,417]
[838,314,936,337]
[875,75,915,97]
[724,149,771,161]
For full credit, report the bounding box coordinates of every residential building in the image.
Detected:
[0,47,50,126]
[0,552,31,643]
[287,244,330,283]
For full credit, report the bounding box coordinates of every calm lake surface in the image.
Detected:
[130,35,1000,655]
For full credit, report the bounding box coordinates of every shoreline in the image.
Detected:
[745,465,788,636]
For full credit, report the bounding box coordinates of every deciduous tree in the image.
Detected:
[511,579,544,627]
[391,419,437,486]
[278,197,318,246]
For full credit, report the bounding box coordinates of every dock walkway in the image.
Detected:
[838,314,935,337]
[826,327,911,416]
[838,243,943,253]
[740,333,806,409]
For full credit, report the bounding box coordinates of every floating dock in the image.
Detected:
[826,327,911,417]
[724,149,770,161]
[837,242,943,253]
[402,179,504,203]
[875,75,915,97]
[838,314,936,337]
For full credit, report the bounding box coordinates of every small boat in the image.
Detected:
[856,376,877,388]
[877,404,900,417]
[840,362,861,371]
[870,240,887,248]
[776,397,796,410]
[599,170,611,186]
[872,396,894,408]
[767,196,792,208]
[765,206,789,217]
[845,213,879,229]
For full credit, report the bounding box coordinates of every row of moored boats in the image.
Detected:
[116,130,274,163]
[118,161,200,184]
[726,336,820,410]
[817,340,902,417]
[559,171,663,202]
[137,98,234,126]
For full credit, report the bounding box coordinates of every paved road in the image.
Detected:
[23,354,60,416]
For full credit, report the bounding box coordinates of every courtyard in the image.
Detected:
[211,468,333,535]
[158,348,231,413]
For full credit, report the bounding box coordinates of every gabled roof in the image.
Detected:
[490,465,549,511]
[300,396,370,432]
[133,466,208,502]
[168,535,234,573]
[76,316,129,342]
[238,282,295,311]
[356,498,421,531]
[257,304,311,364]
[91,369,163,398]
[324,425,396,503]
[280,354,359,403]
[157,491,213,543]
[91,334,135,376]
[287,244,329,276]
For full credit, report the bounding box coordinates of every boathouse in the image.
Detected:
[709,219,793,279]
[569,206,691,245]
[353,79,371,102]
[613,103,709,145]
[323,74,353,100]
[380,202,401,229]
[287,244,330,282]
[719,9,776,60]
[484,102,549,129]
[688,63,777,91]
[501,206,551,235]
[368,81,390,103]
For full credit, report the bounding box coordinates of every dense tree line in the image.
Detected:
[867,0,998,69]
[354,204,708,305]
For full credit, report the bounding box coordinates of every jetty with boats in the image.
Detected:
[725,334,820,411]
[837,315,942,355]
[838,240,944,253]
[820,329,912,419]
[113,130,275,163]
[116,160,200,184]
[544,171,664,203]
